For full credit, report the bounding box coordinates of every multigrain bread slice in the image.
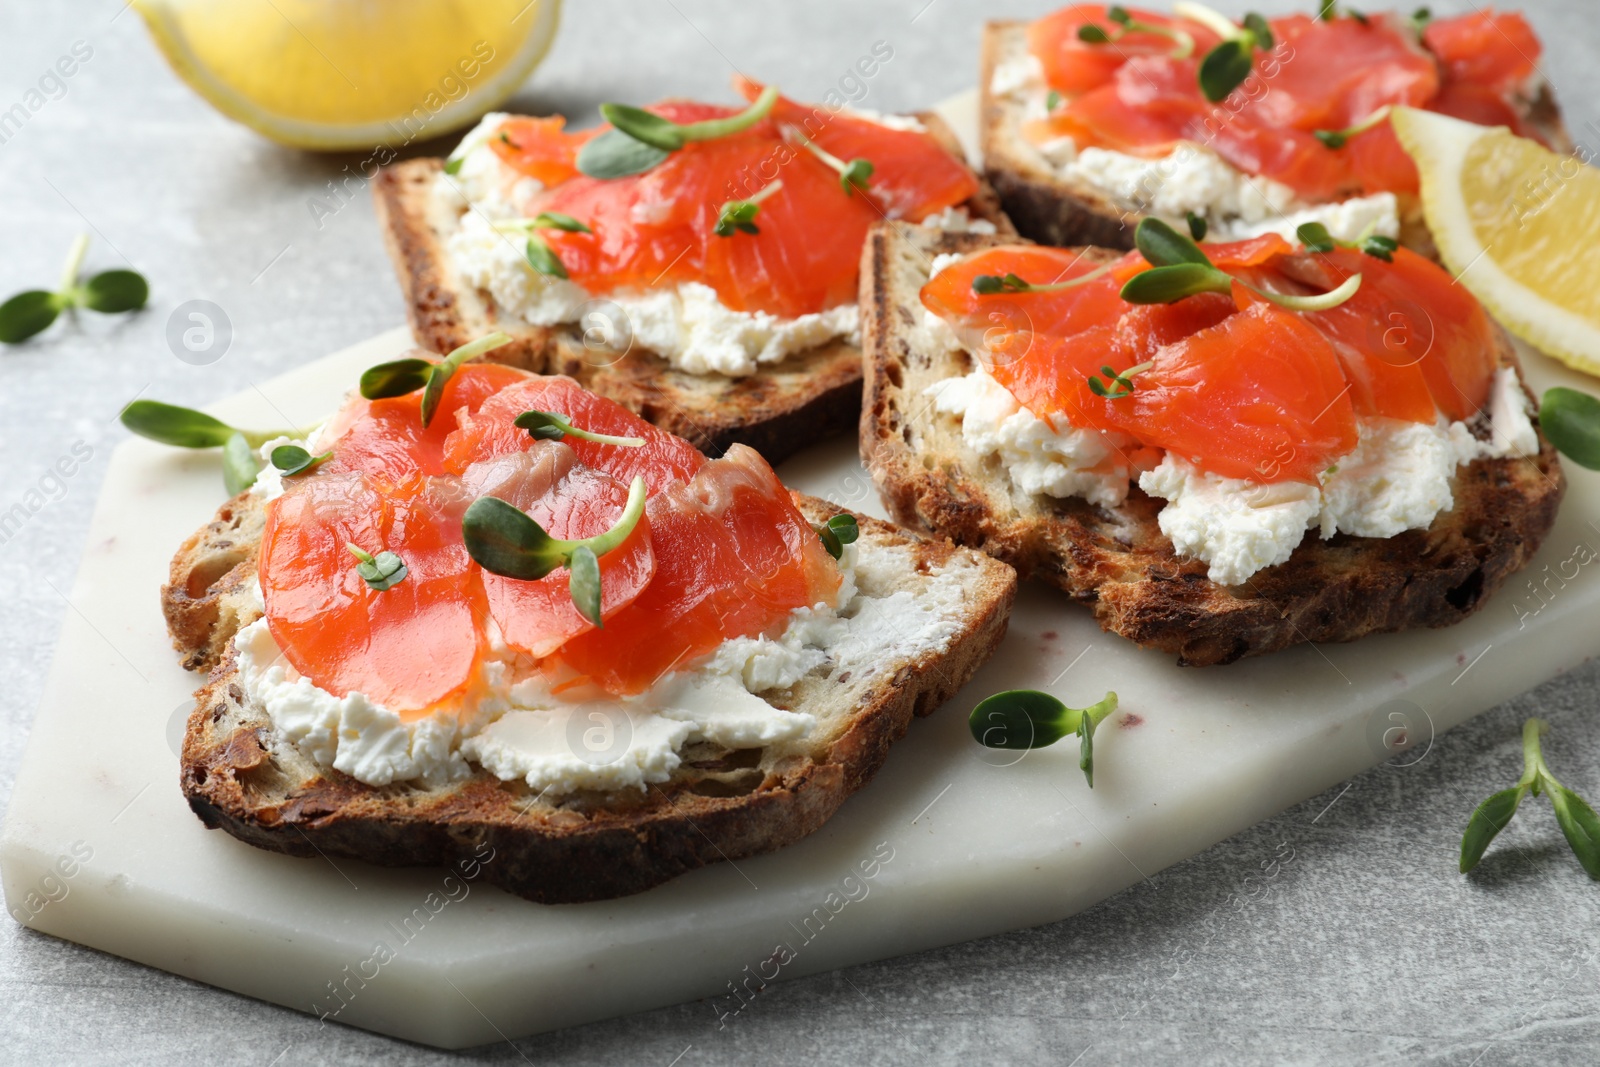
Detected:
[373,111,1012,464]
[979,19,1575,254]
[168,491,1016,904]
[859,222,1565,667]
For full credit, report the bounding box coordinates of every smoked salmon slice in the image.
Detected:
[442,374,706,491]
[558,445,842,694]
[260,369,842,711]
[260,470,484,717]
[921,235,1497,484]
[461,447,656,659]
[1022,6,1545,201]
[319,362,529,479]
[482,82,976,319]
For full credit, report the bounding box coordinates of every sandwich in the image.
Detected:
[158,346,1016,903]
[374,77,1010,463]
[981,4,1572,253]
[859,220,1563,666]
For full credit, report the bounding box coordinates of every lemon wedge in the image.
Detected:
[1392,105,1600,377]
[133,0,562,151]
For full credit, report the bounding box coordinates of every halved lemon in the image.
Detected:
[133,0,562,151]
[1393,105,1600,377]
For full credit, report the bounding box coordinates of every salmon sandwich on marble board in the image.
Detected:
[858,219,1563,667]
[373,74,1011,463]
[981,3,1571,254]
[150,338,1016,904]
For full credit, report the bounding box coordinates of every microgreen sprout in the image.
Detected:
[969,690,1120,787]
[461,475,648,626]
[118,399,314,495]
[971,262,1114,296]
[1076,6,1196,59]
[1171,3,1275,102]
[1121,218,1363,311]
[783,126,875,197]
[0,234,149,344]
[715,179,784,237]
[1295,221,1399,262]
[359,332,514,428]
[1088,360,1155,400]
[1186,211,1209,241]
[1409,6,1432,31]
[1317,1,1368,23]
[1538,387,1600,469]
[514,409,646,448]
[494,214,590,280]
[813,513,859,560]
[1312,106,1391,149]
[1460,718,1600,879]
[270,444,331,477]
[347,544,408,592]
[577,85,781,180]
[1046,89,1063,112]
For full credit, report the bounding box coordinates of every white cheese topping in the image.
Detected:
[444,209,862,377]
[842,105,927,133]
[929,342,1538,585]
[926,367,1134,509]
[236,542,969,794]
[246,424,326,503]
[988,55,1402,244]
[920,206,998,234]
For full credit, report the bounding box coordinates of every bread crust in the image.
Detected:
[859,223,1566,666]
[978,20,1577,253]
[172,491,1017,904]
[372,111,1013,463]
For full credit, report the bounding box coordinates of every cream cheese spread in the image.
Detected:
[237,541,971,794]
[987,52,1402,243]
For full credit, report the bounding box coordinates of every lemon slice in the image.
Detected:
[1392,105,1600,377]
[133,0,562,151]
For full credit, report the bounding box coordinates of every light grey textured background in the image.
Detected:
[2,1,1599,1063]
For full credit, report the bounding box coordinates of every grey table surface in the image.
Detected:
[2,0,1599,1063]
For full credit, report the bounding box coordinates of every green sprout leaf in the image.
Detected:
[1120,262,1232,304]
[221,432,261,496]
[1297,221,1338,253]
[578,86,780,179]
[0,290,64,344]
[1198,38,1255,102]
[513,409,646,447]
[839,157,875,196]
[359,357,434,400]
[1077,9,1193,57]
[270,444,331,476]
[1046,89,1063,112]
[971,264,1114,297]
[119,399,291,449]
[1241,11,1274,48]
[1088,360,1153,400]
[1460,717,1600,879]
[1459,786,1525,873]
[1135,217,1214,268]
[524,236,569,279]
[443,156,465,176]
[530,211,591,234]
[1186,211,1208,242]
[1361,235,1398,262]
[348,543,408,592]
[1077,23,1113,43]
[461,476,648,622]
[567,545,604,627]
[81,269,149,313]
[715,199,762,237]
[969,690,1119,787]
[420,332,514,428]
[360,333,512,427]
[813,513,860,560]
[575,129,674,179]
[0,235,148,344]
[1538,387,1600,469]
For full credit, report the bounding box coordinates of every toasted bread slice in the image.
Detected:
[373,111,1011,463]
[169,490,1016,904]
[979,20,1574,254]
[859,222,1565,667]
